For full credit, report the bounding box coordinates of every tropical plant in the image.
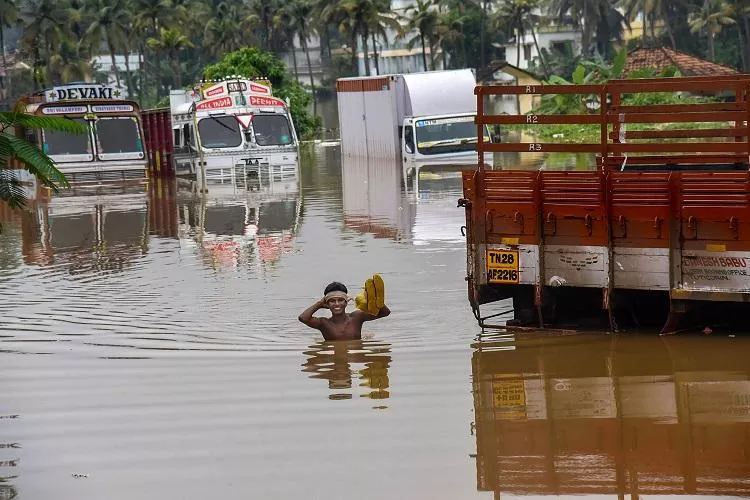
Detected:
[202,47,321,139]
[689,0,736,61]
[0,110,86,210]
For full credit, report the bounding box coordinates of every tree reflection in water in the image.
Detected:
[301,340,392,404]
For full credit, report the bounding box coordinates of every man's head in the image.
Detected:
[323,281,349,315]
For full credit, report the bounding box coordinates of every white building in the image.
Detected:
[500,27,582,70]
[90,53,141,97]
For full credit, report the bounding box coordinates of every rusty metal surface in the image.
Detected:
[464,76,750,326]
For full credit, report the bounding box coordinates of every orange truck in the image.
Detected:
[461,75,750,333]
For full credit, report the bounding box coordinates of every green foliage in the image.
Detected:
[203,47,321,139]
[0,112,86,212]
[516,48,723,143]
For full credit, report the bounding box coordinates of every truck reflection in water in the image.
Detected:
[472,333,750,497]
[301,340,392,403]
[6,180,178,273]
[176,165,300,271]
[341,154,468,245]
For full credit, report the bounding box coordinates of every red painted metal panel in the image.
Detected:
[484,171,540,245]
[610,172,672,248]
[540,171,607,246]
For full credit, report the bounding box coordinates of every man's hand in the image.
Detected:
[299,298,328,329]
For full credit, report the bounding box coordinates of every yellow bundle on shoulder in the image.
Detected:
[355,274,385,315]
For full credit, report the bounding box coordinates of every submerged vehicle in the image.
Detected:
[169,77,299,183]
[14,83,147,183]
[461,74,750,333]
[336,69,493,169]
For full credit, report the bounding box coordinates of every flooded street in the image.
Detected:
[1,146,750,499]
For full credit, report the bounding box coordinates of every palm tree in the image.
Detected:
[147,26,194,88]
[279,0,321,112]
[689,0,736,61]
[365,1,401,74]
[48,37,93,83]
[0,111,86,210]
[205,1,259,57]
[319,0,359,74]
[619,0,680,47]
[435,5,468,69]
[1,0,18,100]
[84,0,132,89]
[402,0,438,71]
[19,0,73,89]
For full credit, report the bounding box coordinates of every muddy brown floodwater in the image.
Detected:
[1,145,749,499]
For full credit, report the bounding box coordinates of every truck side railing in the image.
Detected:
[474,76,750,171]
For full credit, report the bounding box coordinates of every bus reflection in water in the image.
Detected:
[176,164,300,271]
[471,334,750,497]
[12,182,177,272]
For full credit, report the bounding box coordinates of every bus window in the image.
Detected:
[252,115,293,146]
[96,117,143,154]
[24,128,39,146]
[183,124,192,146]
[42,118,92,160]
[198,116,241,148]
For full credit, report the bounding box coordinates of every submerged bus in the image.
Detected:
[16,83,148,184]
[169,77,299,182]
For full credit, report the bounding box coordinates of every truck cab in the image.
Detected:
[401,113,493,165]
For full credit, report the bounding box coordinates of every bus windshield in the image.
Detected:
[96,117,142,154]
[198,116,242,148]
[415,117,489,155]
[252,115,293,146]
[43,118,92,160]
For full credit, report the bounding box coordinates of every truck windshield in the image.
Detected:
[415,118,489,155]
[96,117,143,153]
[43,118,92,159]
[198,116,242,148]
[253,115,293,146]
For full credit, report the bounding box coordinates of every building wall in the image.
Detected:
[503,30,582,70]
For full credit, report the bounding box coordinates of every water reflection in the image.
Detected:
[176,165,300,271]
[341,156,467,245]
[302,340,391,403]
[471,332,750,497]
[0,181,177,273]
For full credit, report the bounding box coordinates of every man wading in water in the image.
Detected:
[299,281,390,341]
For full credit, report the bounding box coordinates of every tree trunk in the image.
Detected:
[420,33,428,71]
[516,28,521,67]
[663,6,677,49]
[290,35,299,83]
[429,37,435,70]
[529,23,548,78]
[123,51,135,99]
[108,40,122,88]
[708,31,715,61]
[479,0,487,69]
[302,37,317,118]
[172,51,181,89]
[362,27,370,76]
[350,33,359,75]
[0,23,8,102]
[371,33,379,75]
[737,24,746,72]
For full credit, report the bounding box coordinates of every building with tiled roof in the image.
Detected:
[624,46,739,77]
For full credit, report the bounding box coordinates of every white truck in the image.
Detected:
[336,69,493,167]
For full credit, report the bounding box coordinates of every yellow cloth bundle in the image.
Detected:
[355,274,385,315]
